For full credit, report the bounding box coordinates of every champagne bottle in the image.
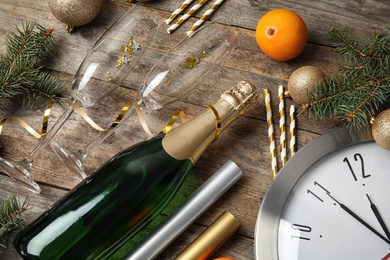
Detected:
[14,81,258,259]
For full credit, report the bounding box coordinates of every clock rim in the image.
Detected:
[254,126,374,259]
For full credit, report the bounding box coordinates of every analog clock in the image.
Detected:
[255,127,390,260]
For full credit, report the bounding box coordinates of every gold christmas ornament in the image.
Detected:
[372,109,390,150]
[287,65,325,105]
[47,0,102,32]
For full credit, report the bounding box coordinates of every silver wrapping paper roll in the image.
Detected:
[125,160,243,260]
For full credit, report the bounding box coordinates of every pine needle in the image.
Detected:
[0,21,63,111]
[307,27,390,128]
[0,195,30,252]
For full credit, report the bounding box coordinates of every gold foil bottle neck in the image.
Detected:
[162,81,258,163]
[220,81,259,115]
[175,211,241,260]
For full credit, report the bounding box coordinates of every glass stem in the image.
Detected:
[24,105,75,166]
[79,107,137,160]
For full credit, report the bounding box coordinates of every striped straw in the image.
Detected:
[165,0,194,25]
[186,0,225,37]
[278,85,287,167]
[264,89,278,178]
[289,105,296,157]
[167,0,209,34]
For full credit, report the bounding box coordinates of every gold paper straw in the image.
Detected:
[289,105,296,157]
[264,89,278,177]
[186,0,225,37]
[167,0,209,34]
[278,85,287,166]
[165,0,195,25]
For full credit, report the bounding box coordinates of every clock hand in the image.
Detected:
[326,192,390,244]
[382,252,390,260]
[366,194,390,240]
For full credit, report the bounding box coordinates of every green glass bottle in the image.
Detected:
[13,81,258,259]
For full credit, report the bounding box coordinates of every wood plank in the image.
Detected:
[141,0,390,43]
[0,0,388,259]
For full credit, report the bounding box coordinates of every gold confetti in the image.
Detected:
[184,41,214,68]
[106,71,112,81]
[116,37,140,68]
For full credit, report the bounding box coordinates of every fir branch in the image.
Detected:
[327,27,367,59]
[16,71,63,110]
[0,21,62,111]
[0,195,30,252]
[307,27,390,128]
[6,22,56,65]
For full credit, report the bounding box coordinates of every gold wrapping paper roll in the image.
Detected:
[175,211,240,260]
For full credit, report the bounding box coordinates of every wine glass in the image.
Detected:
[50,23,239,179]
[0,5,160,193]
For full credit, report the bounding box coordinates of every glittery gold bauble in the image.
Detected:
[48,0,102,30]
[287,65,325,105]
[372,109,390,150]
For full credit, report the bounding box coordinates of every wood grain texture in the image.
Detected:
[0,0,387,259]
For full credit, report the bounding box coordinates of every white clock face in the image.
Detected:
[254,127,390,260]
[278,142,390,259]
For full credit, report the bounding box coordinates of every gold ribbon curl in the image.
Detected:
[0,98,188,149]
[162,110,188,134]
[207,105,222,142]
[0,101,55,148]
[0,100,223,149]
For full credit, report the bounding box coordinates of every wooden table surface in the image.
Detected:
[0,0,388,259]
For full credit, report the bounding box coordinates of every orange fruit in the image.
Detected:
[255,9,307,61]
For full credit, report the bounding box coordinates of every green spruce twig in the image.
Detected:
[0,195,30,252]
[305,27,390,128]
[0,21,63,111]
